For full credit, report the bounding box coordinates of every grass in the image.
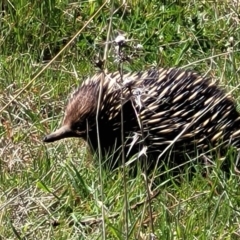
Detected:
[1,0,240,239]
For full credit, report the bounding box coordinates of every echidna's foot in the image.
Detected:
[200,154,214,177]
[234,151,240,175]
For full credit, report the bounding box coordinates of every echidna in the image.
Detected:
[43,68,240,169]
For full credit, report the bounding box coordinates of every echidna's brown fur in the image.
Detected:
[43,68,240,169]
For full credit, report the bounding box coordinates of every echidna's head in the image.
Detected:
[43,82,100,143]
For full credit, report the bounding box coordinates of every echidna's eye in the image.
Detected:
[73,123,82,132]
[76,126,81,131]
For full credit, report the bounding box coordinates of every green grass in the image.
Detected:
[1,0,240,239]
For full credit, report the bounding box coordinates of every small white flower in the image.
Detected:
[114,35,126,45]
[229,36,234,43]
[135,44,143,49]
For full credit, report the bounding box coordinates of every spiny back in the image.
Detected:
[43,67,240,168]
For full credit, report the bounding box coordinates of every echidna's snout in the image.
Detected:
[43,125,79,143]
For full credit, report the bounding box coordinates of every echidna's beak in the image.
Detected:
[43,125,78,143]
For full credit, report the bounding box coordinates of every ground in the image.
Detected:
[1,1,240,239]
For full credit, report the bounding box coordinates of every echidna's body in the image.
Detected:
[43,68,240,169]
